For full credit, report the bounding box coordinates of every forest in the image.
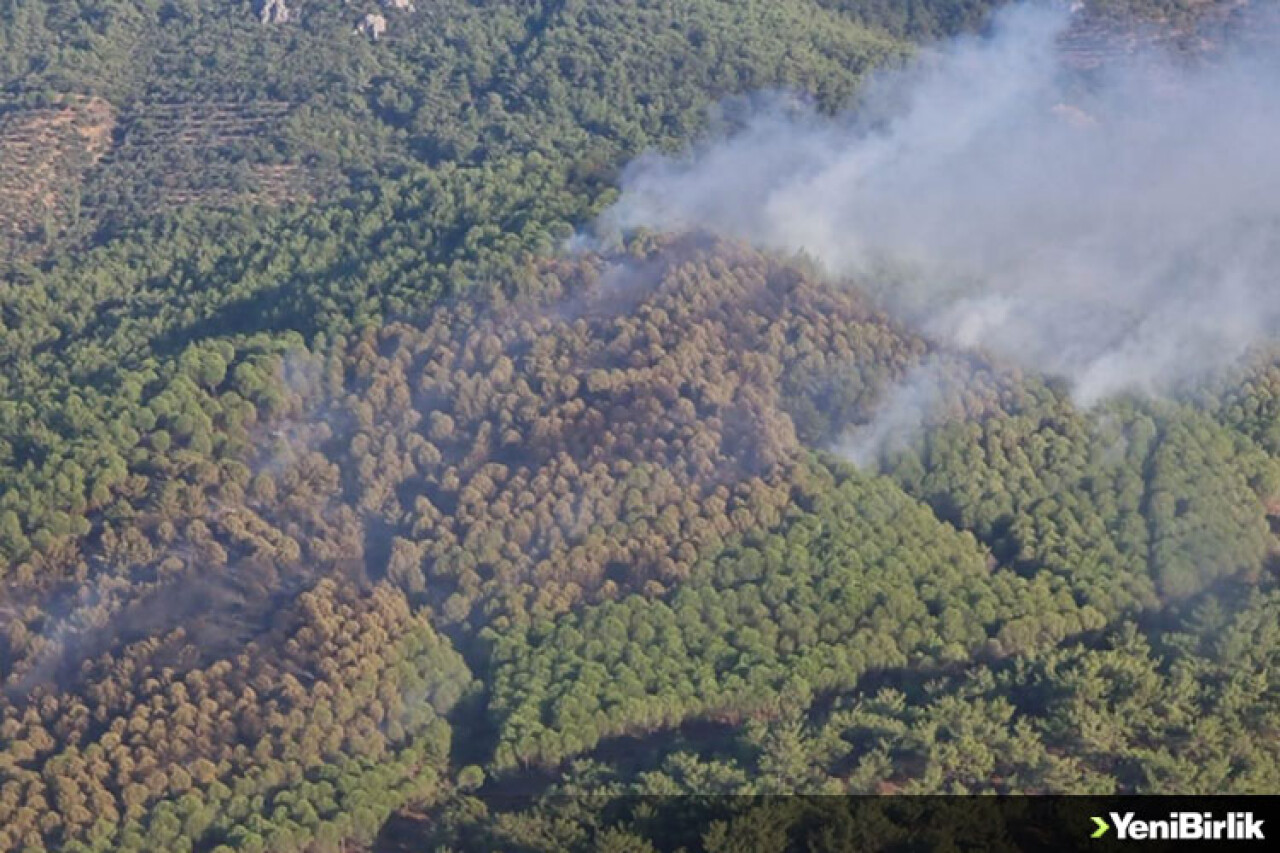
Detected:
[1,1,1278,852]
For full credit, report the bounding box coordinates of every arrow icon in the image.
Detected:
[1091,816,1110,839]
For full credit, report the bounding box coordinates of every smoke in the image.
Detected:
[835,358,949,468]
[600,1,1280,408]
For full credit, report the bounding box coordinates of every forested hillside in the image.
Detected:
[2,2,1278,852]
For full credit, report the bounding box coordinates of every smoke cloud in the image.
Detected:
[600,1,1280,406]
[835,358,950,467]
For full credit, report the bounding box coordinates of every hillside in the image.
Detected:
[2,2,1279,852]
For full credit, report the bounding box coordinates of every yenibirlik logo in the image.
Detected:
[1091,812,1265,841]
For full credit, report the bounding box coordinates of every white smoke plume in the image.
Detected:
[600,1,1280,407]
[835,358,950,467]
